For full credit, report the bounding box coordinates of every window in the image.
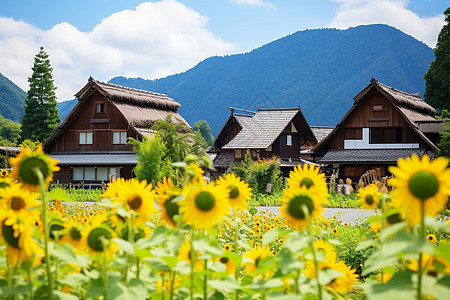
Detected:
[72,167,121,181]
[373,105,385,111]
[79,132,93,144]
[96,102,105,113]
[235,149,241,159]
[282,135,292,146]
[370,127,403,143]
[113,131,127,144]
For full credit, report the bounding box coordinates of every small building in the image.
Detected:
[312,78,442,184]
[43,77,189,186]
[210,107,318,176]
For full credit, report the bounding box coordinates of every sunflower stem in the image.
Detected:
[203,260,208,300]
[417,199,425,300]
[302,205,322,300]
[33,167,54,300]
[103,249,108,300]
[136,257,141,280]
[170,271,176,300]
[294,269,301,294]
[162,272,166,300]
[233,211,240,300]
[190,226,195,300]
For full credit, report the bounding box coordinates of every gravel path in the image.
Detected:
[256,206,376,225]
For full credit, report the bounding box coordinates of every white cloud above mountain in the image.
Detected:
[0,0,235,100]
[328,0,444,48]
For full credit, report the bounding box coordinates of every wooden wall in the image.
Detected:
[330,89,424,149]
[50,90,137,152]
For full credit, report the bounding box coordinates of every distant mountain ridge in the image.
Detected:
[107,24,434,135]
[0,72,26,123]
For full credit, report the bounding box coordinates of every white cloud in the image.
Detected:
[231,0,275,9]
[0,0,235,101]
[327,0,445,48]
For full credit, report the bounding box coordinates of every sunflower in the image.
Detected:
[0,169,9,178]
[332,228,338,235]
[114,178,157,224]
[279,186,326,231]
[101,177,126,200]
[1,213,40,265]
[216,173,252,211]
[426,234,436,244]
[86,225,116,257]
[223,243,233,251]
[180,183,229,230]
[10,145,60,191]
[357,184,379,210]
[0,176,14,189]
[243,246,271,274]
[156,177,181,226]
[370,222,382,233]
[216,256,236,274]
[178,239,204,271]
[59,221,87,253]
[287,163,328,196]
[388,154,450,224]
[0,183,41,223]
[185,163,205,187]
[376,272,393,283]
[326,260,359,293]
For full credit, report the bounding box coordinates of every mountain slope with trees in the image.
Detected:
[0,72,26,123]
[109,24,435,135]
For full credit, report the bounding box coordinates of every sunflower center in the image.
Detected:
[127,194,143,210]
[18,156,50,185]
[408,171,439,200]
[10,196,26,211]
[228,185,239,199]
[70,227,82,241]
[386,213,401,225]
[1,220,19,249]
[365,194,374,205]
[428,235,434,241]
[87,227,112,252]
[195,191,215,211]
[287,195,314,219]
[164,196,179,222]
[49,224,65,240]
[300,178,314,189]
[255,256,261,267]
[220,257,229,264]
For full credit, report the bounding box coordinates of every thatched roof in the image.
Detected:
[43,77,189,151]
[313,78,439,153]
[76,77,180,111]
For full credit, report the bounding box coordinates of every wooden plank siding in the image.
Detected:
[330,89,423,149]
[50,90,137,153]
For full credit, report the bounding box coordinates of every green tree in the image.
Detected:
[152,114,192,162]
[21,46,60,143]
[191,130,208,157]
[193,120,214,147]
[424,7,450,111]
[129,133,172,183]
[438,121,450,158]
[19,139,40,150]
[0,122,20,143]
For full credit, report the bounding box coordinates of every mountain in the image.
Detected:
[57,98,77,122]
[0,72,26,123]
[109,24,435,135]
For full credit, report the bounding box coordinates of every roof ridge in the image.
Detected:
[89,76,169,98]
[257,107,300,111]
[376,81,421,99]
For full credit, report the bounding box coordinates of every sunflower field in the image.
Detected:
[0,146,449,300]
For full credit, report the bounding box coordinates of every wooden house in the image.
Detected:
[211,107,317,176]
[312,78,443,184]
[43,77,189,186]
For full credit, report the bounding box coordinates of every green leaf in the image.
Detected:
[435,242,450,262]
[137,225,168,248]
[113,238,134,255]
[262,227,289,247]
[210,291,225,300]
[48,189,72,202]
[53,291,79,300]
[362,270,415,300]
[284,232,308,253]
[249,207,258,216]
[86,278,103,298]
[379,222,407,242]
[208,278,241,291]
[356,239,374,251]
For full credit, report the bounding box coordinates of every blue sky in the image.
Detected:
[0,0,448,101]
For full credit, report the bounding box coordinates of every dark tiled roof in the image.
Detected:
[223,108,300,149]
[234,114,253,128]
[311,126,334,143]
[415,120,444,133]
[51,153,138,165]
[319,148,426,164]
[212,151,234,168]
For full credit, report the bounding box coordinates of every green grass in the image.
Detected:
[48,185,103,202]
[249,192,361,208]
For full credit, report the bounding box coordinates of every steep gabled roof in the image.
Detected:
[43,77,189,150]
[223,107,316,149]
[313,78,439,153]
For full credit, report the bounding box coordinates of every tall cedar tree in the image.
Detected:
[21,47,60,142]
[424,7,450,111]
